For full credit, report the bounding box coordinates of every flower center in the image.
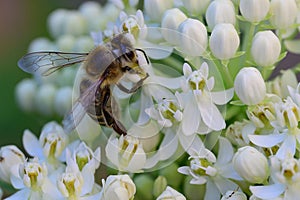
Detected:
[158,99,182,124]
[188,71,206,91]
[76,149,91,171]
[190,158,216,177]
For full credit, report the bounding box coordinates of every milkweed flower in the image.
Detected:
[181,0,210,16]
[156,186,186,200]
[144,0,173,22]
[0,145,25,184]
[179,62,233,135]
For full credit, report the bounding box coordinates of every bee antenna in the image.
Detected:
[135,48,149,64]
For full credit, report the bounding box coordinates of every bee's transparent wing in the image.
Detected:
[18,51,89,76]
[63,79,103,133]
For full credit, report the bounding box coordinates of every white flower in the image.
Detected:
[205,0,236,30]
[35,84,57,116]
[270,0,298,29]
[15,79,37,112]
[209,23,240,60]
[233,146,270,184]
[181,0,210,16]
[54,86,72,116]
[239,0,270,23]
[161,8,187,45]
[251,31,281,67]
[179,62,233,135]
[249,97,300,159]
[234,67,266,105]
[178,137,242,200]
[7,158,54,200]
[178,18,208,57]
[28,37,56,52]
[101,174,136,200]
[105,135,146,172]
[250,154,300,199]
[156,186,186,200]
[225,120,256,146]
[144,0,173,22]
[22,121,79,171]
[0,145,25,183]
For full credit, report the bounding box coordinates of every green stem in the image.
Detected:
[244,23,256,65]
[211,58,234,88]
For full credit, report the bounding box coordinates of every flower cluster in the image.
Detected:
[4,0,300,199]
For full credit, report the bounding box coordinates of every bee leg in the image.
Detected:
[101,87,127,135]
[117,73,149,93]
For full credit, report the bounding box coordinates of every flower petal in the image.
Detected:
[204,180,220,200]
[5,189,30,200]
[211,88,234,105]
[276,135,296,159]
[159,130,178,160]
[182,98,200,136]
[196,93,225,131]
[214,175,239,194]
[22,130,43,159]
[250,183,285,199]
[178,131,204,155]
[248,133,286,148]
[216,137,233,165]
[138,39,173,59]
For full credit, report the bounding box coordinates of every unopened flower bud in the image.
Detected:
[153,176,168,198]
[0,145,25,183]
[205,0,236,30]
[181,0,210,16]
[35,84,56,116]
[251,31,281,67]
[144,0,173,22]
[270,0,298,29]
[161,8,187,45]
[234,67,266,105]
[209,23,240,60]
[54,87,72,116]
[178,18,208,56]
[239,0,270,23]
[15,79,37,112]
[28,37,56,52]
[102,175,136,200]
[57,35,75,52]
[156,186,186,200]
[233,146,269,184]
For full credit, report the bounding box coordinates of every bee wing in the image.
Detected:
[62,79,103,133]
[18,51,89,76]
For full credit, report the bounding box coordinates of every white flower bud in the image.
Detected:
[28,37,56,52]
[73,36,94,52]
[221,190,247,200]
[15,79,37,112]
[233,146,269,184]
[144,0,173,22]
[161,8,187,45]
[178,18,208,56]
[54,87,72,116]
[181,0,210,16]
[105,135,146,172]
[0,145,25,183]
[270,0,298,29]
[64,12,88,37]
[234,67,266,105]
[48,9,69,38]
[102,175,136,200]
[251,31,281,67]
[156,186,186,200]
[239,0,270,23]
[209,23,240,60]
[35,84,56,116]
[205,0,236,30]
[56,35,76,52]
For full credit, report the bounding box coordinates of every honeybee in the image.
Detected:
[18,33,149,135]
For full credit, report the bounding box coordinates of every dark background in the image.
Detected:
[0,0,299,148]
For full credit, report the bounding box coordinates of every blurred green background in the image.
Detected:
[0,0,106,147]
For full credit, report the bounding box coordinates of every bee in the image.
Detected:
[18,33,149,135]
